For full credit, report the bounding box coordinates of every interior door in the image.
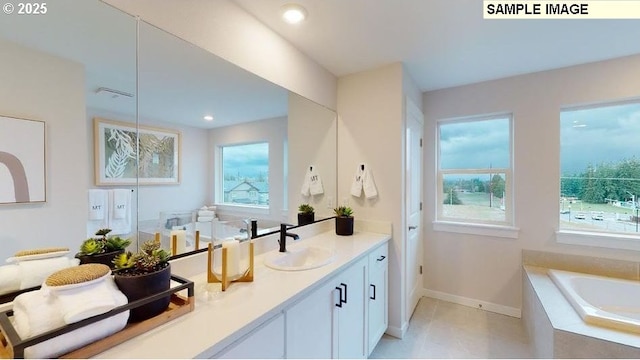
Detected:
[405,97,424,320]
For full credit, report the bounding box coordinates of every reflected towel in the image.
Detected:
[18,257,79,290]
[198,210,215,217]
[198,216,214,222]
[88,189,108,220]
[350,165,364,197]
[363,167,378,199]
[0,264,20,294]
[108,189,131,235]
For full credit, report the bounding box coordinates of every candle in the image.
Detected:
[222,240,241,278]
[170,229,187,255]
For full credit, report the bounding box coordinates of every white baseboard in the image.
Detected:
[385,321,408,339]
[422,288,521,318]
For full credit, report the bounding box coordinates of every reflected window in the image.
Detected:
[437,115,513,225]
[221,142,269,207]
[560,101,640,235]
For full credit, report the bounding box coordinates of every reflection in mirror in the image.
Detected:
[136,21,337,258]
[0,0,137,296]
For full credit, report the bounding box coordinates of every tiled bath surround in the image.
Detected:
[522,250,640,358]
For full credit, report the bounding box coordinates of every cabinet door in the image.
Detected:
[367,244,388,355]
[336,256,367,359]
[214,313,285,359]
[285,280,337,358]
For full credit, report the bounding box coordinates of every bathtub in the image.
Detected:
[549,269,640,334]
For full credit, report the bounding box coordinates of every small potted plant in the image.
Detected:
[297,203,315,226]
[76,228,131,269]
[334,206,354,236]
[113,240,171,322]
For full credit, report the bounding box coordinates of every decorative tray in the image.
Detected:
[0,274,194,359]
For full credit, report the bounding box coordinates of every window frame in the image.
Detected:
[557,98,640,247]
[216,141,270,211]
[435,113,515,228]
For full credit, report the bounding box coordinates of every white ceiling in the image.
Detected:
[234,0,640,91]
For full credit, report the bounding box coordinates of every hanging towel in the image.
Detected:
[108,189,131,235]
[350,164,365,197]
[112,189,129,219]
[363,167,378,199]
[300,167,312,196]
[308,166,324,195]
[0,264,20,294]
[88,189,108,220]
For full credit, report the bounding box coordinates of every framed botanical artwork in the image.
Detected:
[94,118,181,185]
[0,115,46,204]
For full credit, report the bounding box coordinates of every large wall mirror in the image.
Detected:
[0,0,337,270]
[136,20,337,257]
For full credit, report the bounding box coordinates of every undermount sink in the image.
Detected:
[264,246,336,271]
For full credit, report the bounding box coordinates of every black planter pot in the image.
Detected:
[335,216,354,236]
[297,212,315,226]
[114,263,171,323]
[75,249,124,269]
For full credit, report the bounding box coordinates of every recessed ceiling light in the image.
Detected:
[281,3,307,24]
[204,115,214,121]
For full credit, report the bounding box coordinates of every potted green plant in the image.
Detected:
[75,228,131,269]
[297,203,315,226]
[334,206,354,236]
[113,240,171,322]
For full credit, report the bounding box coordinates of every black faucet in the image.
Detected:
[279,223,300,252]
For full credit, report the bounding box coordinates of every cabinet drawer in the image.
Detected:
[368,243,388,270]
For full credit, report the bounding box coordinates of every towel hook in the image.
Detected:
[361,164,365,170]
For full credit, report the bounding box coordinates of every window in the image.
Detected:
[560,100,640,236]
[437,115,513,226]
[221,142,269,206]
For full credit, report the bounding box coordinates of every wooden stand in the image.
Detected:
[207,242,254,291]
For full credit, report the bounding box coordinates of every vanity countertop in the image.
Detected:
[94,230,390,359]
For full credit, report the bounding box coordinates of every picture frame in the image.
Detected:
[94,118,181,186]
[0,115,46,204]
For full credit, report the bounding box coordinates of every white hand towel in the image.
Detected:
[198,210,215,217]
[112,189,129,219]
[363,167,379,199]
[108,189,131,235]
[350,165,364,197]
[14,279,129,359]
[300,167,312,196]
[198,216,214,222]
[0,264,20,295]
[88,189,108,220]
[18,257,80,290]
[309,166,324,196]
[50,275,118,324]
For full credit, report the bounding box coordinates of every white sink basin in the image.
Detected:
[264,246,336,271]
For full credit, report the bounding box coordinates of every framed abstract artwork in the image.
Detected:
[94,118,181,186]
[0,115,46,204]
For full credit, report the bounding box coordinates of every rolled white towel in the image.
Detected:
[198,210,215,217]
[49,274,118,324]
[0,264,20,295]
[24,280,129,359]
[13,288,66,339]
[198,216,214,222]
[18,257,80,290]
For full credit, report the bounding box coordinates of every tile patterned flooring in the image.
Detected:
[370,297,533,359]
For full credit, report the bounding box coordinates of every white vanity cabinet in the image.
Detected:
[367,243,389,356]
[213,313,285,359]
[285,256,368,359]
